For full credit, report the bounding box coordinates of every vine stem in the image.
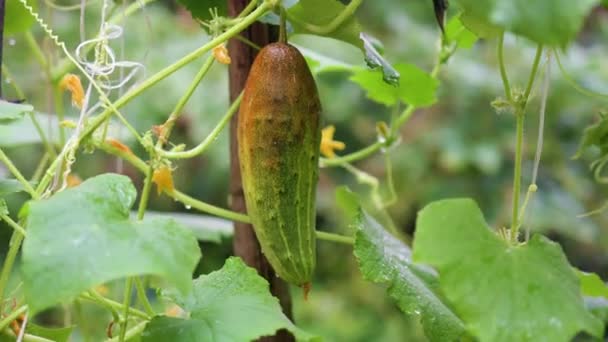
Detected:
[285,0,362,35]
[157,92,243,159]
[79,292,150,320]
[0,232,25,305]
[320,142,383,167]
[0,213,27,236]
[0,148,38,199]
[498,33,512,102]
[0,305,27,331]
[509,44,543,242]
[510,113,524,240]
[119,163,154,341]
[106,320,147,342]
[315,231,354,245]
[156,55,215,148]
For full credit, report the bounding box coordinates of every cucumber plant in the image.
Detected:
[0,0,606,341]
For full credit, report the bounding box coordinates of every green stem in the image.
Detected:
[172,190,252,223]
[285,0,362,35]
[106,320,147,342]
[315,231,354,245]
[118,277,133,342]
[523,44,544,103]
[236,0,259,19]
[320,142,383,167]
[157,55,215,147]
[498,33,512,102]
[0,305,27,330]
[0,148,38,199]
[383,152,397,207]
[79,292,149,320]
[510,113,524,241]
[554,50,608,101]
[0,232,25,304]
[158,93,242,159]
[134,277,155,316]
[509,44,543,242]
[279,7,287,43]
[137,167,154,220]
[0,214,27,236]
[31,153,50,183]
[234,34,261,50]
[393,104,417,135]
[21,333,55,342]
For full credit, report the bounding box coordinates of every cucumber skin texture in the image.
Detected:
[238,42,321,285]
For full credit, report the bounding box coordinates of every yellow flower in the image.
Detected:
[152,165,175,195]
[212,44,232,65]
[59,74,84,109]
[320,125,345,158]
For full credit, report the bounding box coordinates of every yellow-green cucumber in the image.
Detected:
[238,42,321,288]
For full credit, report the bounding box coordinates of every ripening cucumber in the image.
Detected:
[238,42,321,287]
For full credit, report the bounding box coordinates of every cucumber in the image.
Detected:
[238,42,321,286]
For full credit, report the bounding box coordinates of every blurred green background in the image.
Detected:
[1,0,608,341]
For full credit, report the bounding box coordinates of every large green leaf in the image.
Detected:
[6,0,37,35]
[413,199,603,342]
[349,64,439,107]
[21,174,201,313]
[0,100,32,125]
[177,0,226,22]
[336,188,466,342]
[579,271,608,299]
[444,15,478,49]
[454,0,598,47]
[142,257,317,342]
[288,0,363,50]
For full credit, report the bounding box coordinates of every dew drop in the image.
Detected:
[8,38,16,46]
[185,205,192,210]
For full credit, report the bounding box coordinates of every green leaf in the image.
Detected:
[336,188,466,342]
[0,100,32,125]
[413,199,604,342]
[573,114,608,159]
[445,15,478,49]
[579,271,608,299]
[360,33,399,85]
[288,0,363,50]
[142,257,317,342]
[21,174,201,313]
[453,0,599,47]
[26,323,74,342]
[177,0,226,23]
[0,179,27,197]
[349,64,439,107]
[5,0,37,35]
[459,7,502,39]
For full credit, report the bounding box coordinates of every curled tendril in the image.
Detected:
[591,154,608,184]
[75,22,145,90]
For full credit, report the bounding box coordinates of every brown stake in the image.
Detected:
[227,1,295,341]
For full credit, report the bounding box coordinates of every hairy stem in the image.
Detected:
[157,55,215,147]
[157,93,243,159]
